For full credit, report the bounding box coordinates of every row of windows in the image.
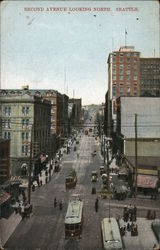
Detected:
[113,64,137,69]
[3,106,30,116]
[113,57,138,63]
[113,91,137,97]
[113,75,137,80]
[112,69,137,75]
[113,52,138,57]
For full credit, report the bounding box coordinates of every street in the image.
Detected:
[4,122,160,250]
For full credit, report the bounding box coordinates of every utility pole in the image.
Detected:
[103,136,106,166]
[106,142,110,190]
[135,114,138,198]
[28,124,33,204]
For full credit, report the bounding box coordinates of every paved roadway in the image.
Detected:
[5,127,160,250]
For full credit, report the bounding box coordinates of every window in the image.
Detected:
[127,57,130,62]
[119,75,123,80]
[25,146,28,156]
[134,52,137,57]
[22,106,29,115]
[134,58,137,62]
[8,132,10,139]
[113,69,116,75]
[8,119,11,129]
[134,91,137,96]
[119,69,123,75]
[127,75,130,80]
[127,82,130,87]
[112,86,116,97]
[26,119,29,127]
[22,132,25,140]
[113,75,116,80]
[134,70,137,75]
[22,107,25,115]
[134,75,137,80]
[26,132,29,140]
[120,53,124,57]
[120,87,123,96]
[119,64,123,69]
[127,64,130,69]
[113,64,116,69]
[134,86,137,92]
[22,119,25,128]
[134,64,137,69]
[127,52,130,57]
[126,70,130,75]
[120,57,123,63]
[22,145,25,153]
[4,132,7,139]
[127,87,130,93]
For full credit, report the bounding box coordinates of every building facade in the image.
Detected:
[116,97,160,192]
[68,99,82,131]
[106,46,140,137]
[62,94,69,139]
[0,90,51,175]
[140,58,160,97]
[0,139,10,184]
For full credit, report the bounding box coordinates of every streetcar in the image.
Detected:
[65,196,83,239]
[101,217,123,250]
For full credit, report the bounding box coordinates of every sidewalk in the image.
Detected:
[119,218,159,250]
[0,212,22,246]
[0,160,55,247]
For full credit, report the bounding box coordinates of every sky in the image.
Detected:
[1,0,159,105]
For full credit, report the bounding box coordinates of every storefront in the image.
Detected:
[137,174,158,196]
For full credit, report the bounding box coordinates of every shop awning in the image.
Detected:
[0,190,11,205]
[137,175,158,189]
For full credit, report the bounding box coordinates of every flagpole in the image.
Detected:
[125,29,127,48]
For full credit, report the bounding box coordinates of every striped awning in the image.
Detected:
[0,190,11,205]
[137,175,158,189]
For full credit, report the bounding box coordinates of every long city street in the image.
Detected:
[5,120,160,250]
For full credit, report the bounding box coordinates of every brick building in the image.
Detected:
[140,58,160,97]
[106,46,140,137]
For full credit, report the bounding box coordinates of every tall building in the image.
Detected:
[106,46,140,136]
[68,99,82,131]
[140,58,160,97]
[0,90,51,175]
[62,94,69,139]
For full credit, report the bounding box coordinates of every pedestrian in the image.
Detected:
[95,198,99,212]
[49,167,51,180]
[59,201,63,210]
[54,198,57,207]
[0,238,4,250]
